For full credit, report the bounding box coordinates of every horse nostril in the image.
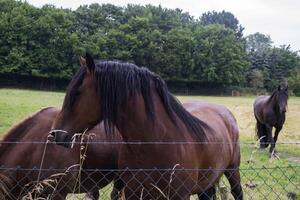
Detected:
[47,130,57,142]
[48,129,71,147]
[281,108,287,113]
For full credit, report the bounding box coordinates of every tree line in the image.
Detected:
[0,0,299,94]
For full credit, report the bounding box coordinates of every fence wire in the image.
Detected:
[1,141,300,145]
[0,166,299,200]
[0,142,299,200]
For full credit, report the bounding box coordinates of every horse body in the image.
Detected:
[184,101,242,198]
[50,53,243,200]
[184,101,240,169]
[253,86,288,155]
[0,107,121,199]
[116,98,241,199]
[254,95,286,127]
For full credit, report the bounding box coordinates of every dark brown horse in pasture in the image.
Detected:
[49,53,243,200]
[254,85,288,157]
[0,107,122,200]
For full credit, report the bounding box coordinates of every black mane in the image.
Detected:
[65,60,208,141]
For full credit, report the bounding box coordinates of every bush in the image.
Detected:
[293,87,300,97]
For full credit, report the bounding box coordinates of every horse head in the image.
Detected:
[275,85,288,114]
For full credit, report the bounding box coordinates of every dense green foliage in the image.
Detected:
[200,10,244,39]
[0,0,299,92]
[246,33,300,91]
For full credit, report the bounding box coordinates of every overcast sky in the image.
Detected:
[27,0,300,51]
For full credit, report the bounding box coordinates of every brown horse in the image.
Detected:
[0,107,122,200]
[50,53,243,200]
[254,85,288,157]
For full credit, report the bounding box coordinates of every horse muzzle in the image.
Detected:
[48,130,72,148]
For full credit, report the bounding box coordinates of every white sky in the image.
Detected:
[26,0,300,51]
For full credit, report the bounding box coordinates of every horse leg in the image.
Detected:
[265,124,277,158]
[197,186,216,200]
[111,179,124,200]
[84,190,100,200]
[270,126,282,158]
[264,125,273,149]
[224,169,243,200]
[51,193,67,200]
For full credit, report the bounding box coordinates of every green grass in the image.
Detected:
[0,88,299,199]
[0,89,64,134]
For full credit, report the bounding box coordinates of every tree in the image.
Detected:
[0,1,76,78]
[28,5,76,78]
[246,32,273,52]
[200,10,244,39]
[73,3,123,35]
[192,24,249,85]
[0,1,37,75]
[160,27,195,80]
[2,0,299,91]
[246,42,300,91]
[288,67,300,96]
[248,69,265,90]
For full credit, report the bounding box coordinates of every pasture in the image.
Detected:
[0,88,299,199]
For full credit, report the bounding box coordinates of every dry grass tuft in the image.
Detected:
[0,173,12,199]
[22,164,79,200]
[21,130,95,199]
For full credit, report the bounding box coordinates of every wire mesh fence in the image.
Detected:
[0,141,299,200]
[0,166,299,199]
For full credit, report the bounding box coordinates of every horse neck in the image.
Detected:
[268,93,280,112]
[115,93,187,143]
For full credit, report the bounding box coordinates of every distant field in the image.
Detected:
[0,89,64,134]
[1,89,299,141]
[0,88,299,199]
[1,88,299,156]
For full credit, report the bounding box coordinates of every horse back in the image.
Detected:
[0,107,58,159]
[183,101,240,165]
[254,95,270,113]
[183,101,238,139]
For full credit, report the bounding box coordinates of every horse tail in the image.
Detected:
[255,120,261,139]
[0,173,12,199]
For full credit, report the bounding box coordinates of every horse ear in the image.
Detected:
[285,85,289,91]
[277,85,281,91]
[79,56,86,67]
[85,52,95,73]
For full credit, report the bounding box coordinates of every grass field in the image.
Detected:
[0,88,299,199]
